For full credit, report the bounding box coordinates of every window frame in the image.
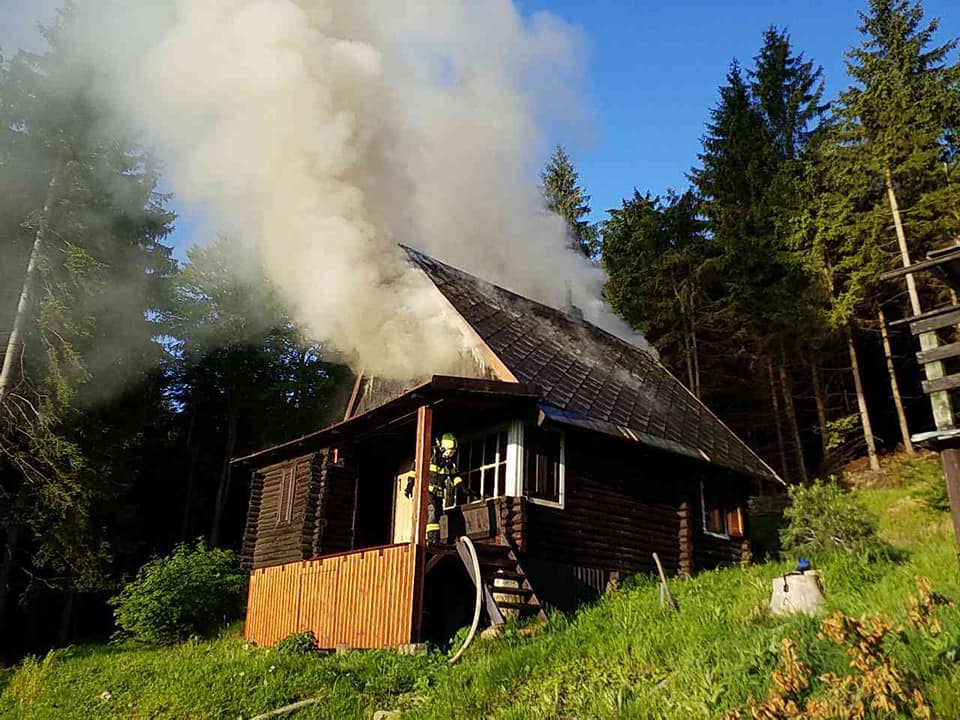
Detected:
[523,427,566,510]
[699,479,743,540]
[444,424,512,510]
[276,464,298,526]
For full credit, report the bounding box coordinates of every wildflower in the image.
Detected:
[99,691,112,702]
[269,665,276,673]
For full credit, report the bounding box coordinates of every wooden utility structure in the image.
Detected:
[880,244,960,548]
[235,247,783,649]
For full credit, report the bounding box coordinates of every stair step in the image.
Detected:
[495,600,541,611]
[473,544,511,557]
[478,557,515,568]
[482,569,523,581]
[487,585,530,596]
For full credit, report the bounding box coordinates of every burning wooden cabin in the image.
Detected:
[234,246,782,649]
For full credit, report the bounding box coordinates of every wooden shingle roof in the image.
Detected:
[405,246,780,483]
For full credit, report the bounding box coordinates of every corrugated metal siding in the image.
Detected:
[244,543,417,649]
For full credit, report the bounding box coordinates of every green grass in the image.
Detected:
[3,453,960,719]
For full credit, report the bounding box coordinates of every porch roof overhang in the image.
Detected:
[231,375,543,469]
[537,403,784,485]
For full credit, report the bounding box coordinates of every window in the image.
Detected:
[523,428,565,508]
[700,480,744,538]
[277,465,298,526]
[447,427,509,509]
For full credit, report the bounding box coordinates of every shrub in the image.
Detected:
[276,631,319,656]
[780,480,890,562]
[109,540,246,645]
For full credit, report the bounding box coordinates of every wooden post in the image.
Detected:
[878,308,914,455]
[677,499,693,575]
[939,448,960,553]
[409,405,432,642]
[885,168,954,430]
[412,406,433,545]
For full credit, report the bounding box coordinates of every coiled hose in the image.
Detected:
[448,536,482,665]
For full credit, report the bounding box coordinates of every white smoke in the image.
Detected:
[65,0,648,377]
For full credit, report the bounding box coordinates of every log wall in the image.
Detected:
[526,434,682,575]
[242,450,362,571]
[246,453,320,570]
[244,543,417,649]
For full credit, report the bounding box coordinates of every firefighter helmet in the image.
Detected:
[439,433,457,452]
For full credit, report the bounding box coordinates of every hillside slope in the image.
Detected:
[3,453,960,719]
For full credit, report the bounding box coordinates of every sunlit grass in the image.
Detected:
[2,453,959,719]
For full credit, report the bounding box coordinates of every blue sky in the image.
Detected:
[521,0,959,223]
[2,1,957,257]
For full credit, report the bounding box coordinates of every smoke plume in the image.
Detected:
[65,0,648,377]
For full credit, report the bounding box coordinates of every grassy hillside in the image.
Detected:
[3,453,960,719]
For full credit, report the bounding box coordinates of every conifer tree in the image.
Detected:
[0,15,176,643]
[828,0,960,434]
[541,145,599,258]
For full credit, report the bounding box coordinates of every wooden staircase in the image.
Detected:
[455,538,546,625]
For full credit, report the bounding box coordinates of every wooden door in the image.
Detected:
[392,471,415,543]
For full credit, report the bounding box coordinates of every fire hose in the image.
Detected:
[448,535,482,665]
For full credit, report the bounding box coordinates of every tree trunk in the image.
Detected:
[683,328,695,395]
[0,520,21,640]
[878,307,914,455]
[57,590,74,646]
[846,326,880,471]
[210,410,238,547]
[690,312,701,399]
[0,158,64,403]
[778,352,808,483]
[810,359,829,456]
[180,406,200,541]
[767,358,790,482]
[885,167,954,429]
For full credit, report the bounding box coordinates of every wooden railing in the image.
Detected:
[244,543,417,649]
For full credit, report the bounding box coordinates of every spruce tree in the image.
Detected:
[541,145,599,258]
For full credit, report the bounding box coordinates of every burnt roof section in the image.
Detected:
[403,245,780,483]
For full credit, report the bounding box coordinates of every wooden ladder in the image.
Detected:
[455,537,547,625]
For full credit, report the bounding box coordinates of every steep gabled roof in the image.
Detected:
[404,245,780,484]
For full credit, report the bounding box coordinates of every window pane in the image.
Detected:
[726,508,743,537]
[483,434,496,466]
[468,469,482,499]
[495,462,506,497]
[706,507,724,534]
[498,431,508,461]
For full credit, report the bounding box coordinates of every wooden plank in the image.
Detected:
[879,247,960,281]
[909,306,960,335]
[917,341,960,365]
[243,545,416,649]
[922,373,960,395]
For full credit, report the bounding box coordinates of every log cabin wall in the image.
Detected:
[241,448,363,571]
[523,432,682,609]
[314,454,359,556]
[244,452,321,570]
[522,431,753,610]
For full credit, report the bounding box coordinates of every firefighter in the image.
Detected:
[405,432,464,542]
